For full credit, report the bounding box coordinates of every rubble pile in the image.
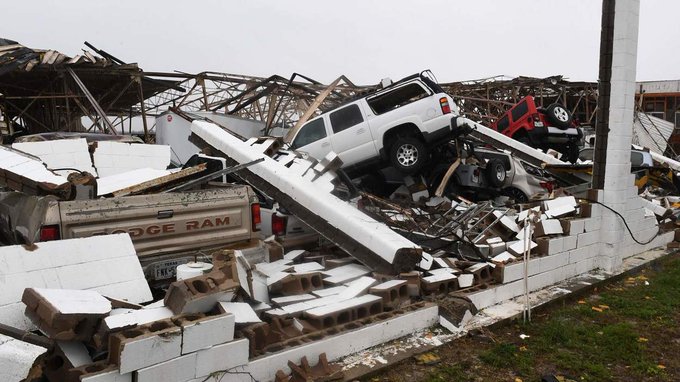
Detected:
[18,246,442,382]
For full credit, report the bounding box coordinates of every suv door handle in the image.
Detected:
[322,142,330,147]
[357,128,366,134]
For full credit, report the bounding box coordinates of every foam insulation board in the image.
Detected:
[93,142,170,178]
[0,146,69,186]
[12,138,98,177]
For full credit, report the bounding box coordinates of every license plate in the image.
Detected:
[535,122,544,127]
[153,259,187,280]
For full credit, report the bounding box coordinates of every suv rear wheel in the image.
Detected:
[545,104,572,129]
[389,136,427,175]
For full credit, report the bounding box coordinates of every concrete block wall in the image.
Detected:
[471,193,672,310]
[182,304,439,382]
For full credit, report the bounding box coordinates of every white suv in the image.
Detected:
[288,71,459,175]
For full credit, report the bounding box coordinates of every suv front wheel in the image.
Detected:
[389,136,428,175]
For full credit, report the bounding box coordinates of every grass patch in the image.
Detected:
[426,362,471,382]
[420,256,680,382]
[479,342,532,375]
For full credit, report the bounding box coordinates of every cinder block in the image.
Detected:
[539,253,569,273]
[574,258,597,275]
[507,239,537,256]
[489,242,506,257]
[270,272,324,295]
[304,295,383,329]
[499,258,540,284]
[164,264,239,315]
[195,338,249,378]
[369,280,408,310]
[135,353,197,382]
[421,273,458,295]
[22,288,111,341]
[536,236,564,256]
[560,218,586,235]
[495,280,523,303]
[467,288,496,310]
[577,231,599,247]
[543,196,577,211]
[400,271,421,297]
[562,235,577,252]
[534,219,563,237]
[70,362,131,382]
[219,302,261,324]
[174,311,235,354]
[584,217,601,233]
[568,247,588,264]
[108,319,182,374]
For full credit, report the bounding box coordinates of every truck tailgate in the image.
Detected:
[57,188,252,257]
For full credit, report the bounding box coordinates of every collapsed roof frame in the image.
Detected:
[0,39,179,141]
[139,72,600,133]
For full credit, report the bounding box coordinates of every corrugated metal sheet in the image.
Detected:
[632,111,674,155]
[0,38,108,74]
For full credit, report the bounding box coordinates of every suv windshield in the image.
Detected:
[291,118,326,148]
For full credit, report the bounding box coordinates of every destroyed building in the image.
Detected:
[1,2,680,380]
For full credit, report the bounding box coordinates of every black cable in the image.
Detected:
[580,198,661,245]
[46,167,84,174]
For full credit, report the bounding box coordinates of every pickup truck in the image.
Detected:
[289,71,459,175]
[0,185,263,284]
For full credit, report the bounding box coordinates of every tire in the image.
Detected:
[389,136,428,175]
[485,158,506,188]
[516,136,532,147]
[359,171,388,196]
[545,104,572,129]
[562,144,579,163]
[502,187,529,203]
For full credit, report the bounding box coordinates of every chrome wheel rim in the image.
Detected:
[396,144,418,167]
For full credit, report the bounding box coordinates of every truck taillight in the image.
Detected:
[540,181,555,193]
[439,97,451,114]
[39,225,60,242]
[271,214,287,236]
[251,204,261,231]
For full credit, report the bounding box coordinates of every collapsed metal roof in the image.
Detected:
[0,38,179,140]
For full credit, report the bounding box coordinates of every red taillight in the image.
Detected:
[271,214,287,236]
[39,225,60,242]
[439,97,451,114]
[539,181,555,193]
[251,204,261,231]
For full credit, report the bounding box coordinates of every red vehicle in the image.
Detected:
[490,96,583,162]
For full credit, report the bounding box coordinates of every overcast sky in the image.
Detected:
[2,0,679,84]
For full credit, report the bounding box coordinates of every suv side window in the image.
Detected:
[497,115,510,132]
[291,118,327,148]
[330,104,364,133]
[367,83,429,115]
[511,100,529,122]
